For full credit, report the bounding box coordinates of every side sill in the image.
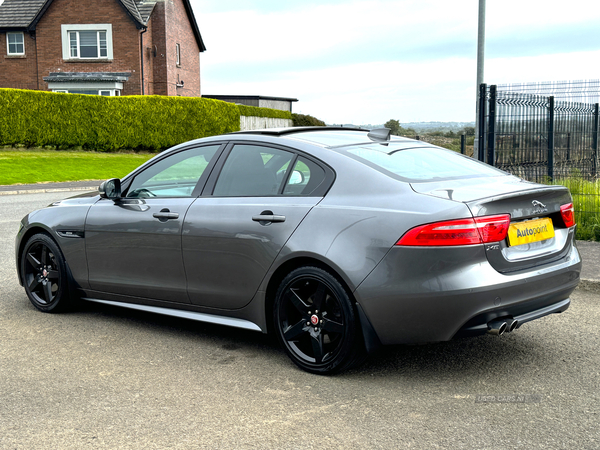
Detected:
[81,298,263,332]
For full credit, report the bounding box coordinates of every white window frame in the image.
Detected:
[176,43,181,66]
[61,24,113,60]
[48,81,123,96]
[6,32,25,55]
[51,88,120,96]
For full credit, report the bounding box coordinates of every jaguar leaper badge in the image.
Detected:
[532,200,547,214]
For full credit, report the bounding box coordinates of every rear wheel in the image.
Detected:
[274,266,365,374]
[21,233,71,313]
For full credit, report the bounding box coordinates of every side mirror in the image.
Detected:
[99,178,122,199]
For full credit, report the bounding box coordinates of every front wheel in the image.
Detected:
[21,233,71,313]
[274,266,365,374]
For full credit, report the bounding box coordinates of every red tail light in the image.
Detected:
[397,214,511,247]
[560,203,575,228]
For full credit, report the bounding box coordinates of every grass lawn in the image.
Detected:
[0,149,155,185]
[553,178,600,241]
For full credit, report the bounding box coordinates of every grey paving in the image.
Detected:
[0,180,101,196]
[576,240,600,288]
[1,192,599,449]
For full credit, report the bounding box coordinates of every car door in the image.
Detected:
[182,143,332,309]
[85,144,221,302]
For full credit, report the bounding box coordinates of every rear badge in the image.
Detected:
[532,200,548,214]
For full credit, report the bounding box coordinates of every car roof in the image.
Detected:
[230,127,436,152]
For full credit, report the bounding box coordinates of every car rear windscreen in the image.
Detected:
[344,145,508,182]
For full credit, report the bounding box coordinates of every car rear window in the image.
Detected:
[344,145,507,182]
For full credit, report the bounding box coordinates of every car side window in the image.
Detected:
[213,145,294,197]
[283,156,327,196]
[127,145,219,198]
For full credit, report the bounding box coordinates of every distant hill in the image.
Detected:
[401,122,475,133]
[329,122,475,133]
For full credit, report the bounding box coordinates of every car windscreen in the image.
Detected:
[343,145,508,182]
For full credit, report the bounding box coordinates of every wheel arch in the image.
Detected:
[17,226,78,298]
[264,255,381,353]
[16,225,55,286]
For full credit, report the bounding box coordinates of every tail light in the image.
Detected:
[397,214,511,247]
[560,203,575,228]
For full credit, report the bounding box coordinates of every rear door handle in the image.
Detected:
[153,208,179,220]
[252,214,286,224]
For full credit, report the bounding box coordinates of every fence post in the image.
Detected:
[487,85,497,166]
[460,134,466,155]
[478,83,487,161]
[547,96,554,181]
[593,103,599,177]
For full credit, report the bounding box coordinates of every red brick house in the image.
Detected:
[0,0,206,96]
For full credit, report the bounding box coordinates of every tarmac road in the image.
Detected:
[1,192,599,449]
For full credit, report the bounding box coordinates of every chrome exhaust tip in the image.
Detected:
[506,318,519,332]
[487,320,507,336]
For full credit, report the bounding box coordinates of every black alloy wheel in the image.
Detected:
[21,233,71,313]
[274,266,364,374]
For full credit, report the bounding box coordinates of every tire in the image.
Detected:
[274,266,365,374]
[21,233,71,313]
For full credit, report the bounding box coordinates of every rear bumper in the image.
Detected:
[454,297,570,338]
[354,243,581,345]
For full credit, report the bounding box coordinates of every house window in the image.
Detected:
[7,32,25,55]
[52,89,120,96]
[61,24,113,60]
[69,31,107,58]
[176,43,181,66]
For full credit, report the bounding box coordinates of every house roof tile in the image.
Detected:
[0,0,204,51]
[0,0,153,29]
[0,0,46,29]
[135,1,157,23]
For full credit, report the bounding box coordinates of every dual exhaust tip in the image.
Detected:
[487,318,519,336]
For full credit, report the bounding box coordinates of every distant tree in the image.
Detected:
[384,119,401,136]
[461,126,475,136]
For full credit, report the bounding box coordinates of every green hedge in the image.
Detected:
[237,104,292,120]
[0,89,290,151]
[292,113,326,127]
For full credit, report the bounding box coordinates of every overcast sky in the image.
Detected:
[189,0,600,125]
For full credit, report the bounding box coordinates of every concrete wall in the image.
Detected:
[240,116,293,131]
[258,99,292,112]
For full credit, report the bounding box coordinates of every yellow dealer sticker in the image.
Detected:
[508,218,555,246]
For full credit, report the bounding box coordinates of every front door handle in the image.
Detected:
[153,208,179,221]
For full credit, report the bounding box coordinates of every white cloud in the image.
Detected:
[191,0,600,124]
[486,50,600,84]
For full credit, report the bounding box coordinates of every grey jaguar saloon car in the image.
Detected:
[16,127,581,374]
